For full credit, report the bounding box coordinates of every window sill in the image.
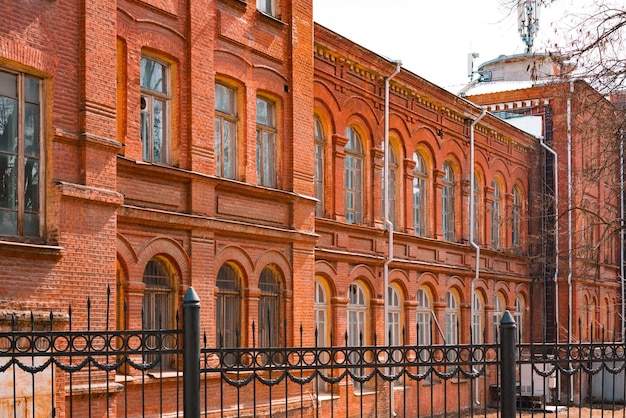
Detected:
[0,239,65,259]
[217,0,247,11]
[256,9,285,27]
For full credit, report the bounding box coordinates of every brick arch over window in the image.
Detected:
[389,268,410,297]
[215,245,255,285]
[314,82,342,119]
[117,233,139,267]
[253,249,292,288]
[136,236,190,287]
[348,264,377,290]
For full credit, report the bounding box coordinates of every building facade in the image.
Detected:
[2,1,617,416]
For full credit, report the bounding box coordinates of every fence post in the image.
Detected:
[183,287,201,418]
[500,310,517,418]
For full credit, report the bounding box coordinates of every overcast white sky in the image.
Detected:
[313,0,593,87]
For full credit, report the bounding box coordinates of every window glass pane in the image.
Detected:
[256,97,274,126]
[0,71,17,98]
[215,84,235,114]
[215,117,222,174]
[0,210,17,235]
[25,77,40,104]
[24,103,40,158]
[24,212,39,237]
[224,120,235,178]
[140,105,150,161]
[0,154,17,210]
[153,99,163,162]
[0,97,18,153]
[141,57,165,93]
[24,158,39,211]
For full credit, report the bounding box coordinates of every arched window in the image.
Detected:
[491,180,502,249]
[512,187,522,249]
[493,293,505,343]
[258,268,280,347]
[383,146,398,229]
[388,285,402,345]
[314,116,325,217]
[345,127,363,224]
[142,257,176,367]
[413,152,427,237]
[256,97,277,187]
[314,278,329,347]
[347,282,368,388]
[142,257,175,330]
[416,288,431,347]
[589,297,597,341]
[445,290,459,345]
[442,162,455,242]
[472,291,484,344]
[140,56,170,163]
[216,264,241,348]
[472,172,481,244]
[215,83,237,179]
[514,296,524,343]
[416,287,432,371]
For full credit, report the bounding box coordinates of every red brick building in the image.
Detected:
[464,53,623,345]
[1,0,615,416]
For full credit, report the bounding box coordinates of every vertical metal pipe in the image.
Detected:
[384,59,401,417]
[567,80,574,401]
[500,311,517,418]
[613,129,626,342]
[183,287,201,418]
[469,109,486,406]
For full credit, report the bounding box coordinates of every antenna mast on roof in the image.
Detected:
[518,0,540,53]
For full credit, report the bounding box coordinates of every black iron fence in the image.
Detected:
[0,287,625,417]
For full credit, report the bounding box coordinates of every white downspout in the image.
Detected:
[384,60,401,417]
[567,80,574,402]
[469,108,486,406]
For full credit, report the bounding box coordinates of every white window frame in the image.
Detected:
[256,0,276,16]
[514,296,524,343]
[491,180,502,249]
[215,83,238,179]
[383,145,398,229]
[314,116,325,217]
[512,187,522,248]
[347,282,367,388]
[472,291,484,345]
[256,97,276,188]
[442,163,455,242]
[493,293,504,343]
[413,152,427,237]
[345,127,363,224]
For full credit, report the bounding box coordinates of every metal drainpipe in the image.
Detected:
[539,135,560,401]
[619,130,626,342]
[567,80,574,402]
[469,108,486,406]
[384,60,401,417]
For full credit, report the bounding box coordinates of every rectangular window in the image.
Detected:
[0,70,42,237]
[215,84,237,179]
[256,97,276,188]
[140,56,169,163]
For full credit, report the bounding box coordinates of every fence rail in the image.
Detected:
[0,288,625,417]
